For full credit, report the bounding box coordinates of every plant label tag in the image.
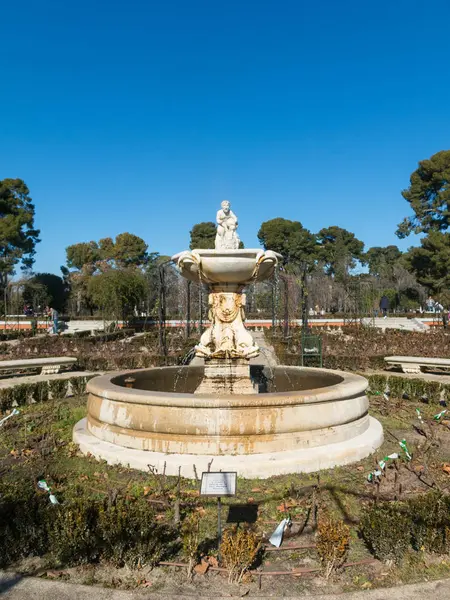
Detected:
[200,472,237,497]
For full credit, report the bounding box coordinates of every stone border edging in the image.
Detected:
[1,571,450,600]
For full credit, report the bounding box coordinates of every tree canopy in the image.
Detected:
[66,233,148,274]
[0,178,40,285]
[111,233,148,268]
[365,245,402,277]
[257,218,317,267]
[189,222,216,250]
[403,232,450,295]
[87,268,147,321]
[66,241,101,273]
[316,226,365,277]
[23,273,68,312]
[397,150,450,238]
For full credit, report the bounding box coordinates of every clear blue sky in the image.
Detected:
[2,0,449,275]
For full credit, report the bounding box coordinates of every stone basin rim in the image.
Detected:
[86,366,368,408]
[171,248,283,261]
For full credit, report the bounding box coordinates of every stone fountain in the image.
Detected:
[74,201,383,478]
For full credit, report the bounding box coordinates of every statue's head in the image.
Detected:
[221,200,230,214]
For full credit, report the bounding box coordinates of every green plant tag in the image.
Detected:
[433,410,447,421]
[399,439,412,460]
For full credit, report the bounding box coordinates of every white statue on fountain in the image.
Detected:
[215,200,240,250]
[172,200,282,363]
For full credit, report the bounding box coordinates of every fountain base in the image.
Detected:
[194,358,256,395]
[74,366,384,478]
[74,416,383,479]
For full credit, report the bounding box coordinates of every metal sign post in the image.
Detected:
[217,496,222,551]
[200,471,237,562]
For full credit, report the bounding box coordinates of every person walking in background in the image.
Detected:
[50,306,59,335]
[379,295,389,319]
[426,296,435,312]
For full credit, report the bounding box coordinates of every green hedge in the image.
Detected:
[367,374,448,404]
[0,375,96,411]
[360,502,411,563]
[0,330,36,341]
[0,484,179,568]
[360,492,450,562]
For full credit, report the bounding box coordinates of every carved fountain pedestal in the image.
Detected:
[171,249,281,394]
[194,289,258,394]
[195,358,256,395]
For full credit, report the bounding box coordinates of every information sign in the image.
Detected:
[200,471,237,497]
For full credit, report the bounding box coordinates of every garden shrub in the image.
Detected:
[12,383,32,406]
[49,498,101,565]
[444,384,450,403]
[48,379,69,399]
[13,383,33,406]
[272,329,450,372]
[112,354,139,370]
[139,354,155,368]
[0,331,34,342]
[70,376,87,396]
[0,486,180,569]
[93,330,127,343]
[220,526,261,583]
[73,330,91,339]
[402,378,424,400]
[0,484,50,567]
[0,387,14,411]
[366,376,447,404]
[181,512,201,578]
[98,497,177,568]
[408,492,450,553]
[367,374,387,395]
[316,514,350,578]
[92,357,110,370]
[360,502,411,563]
[423,381,441,404]
[387,376,404,399]
[32,380,49,403]
[75,353,104,371]
[1,376,90,412]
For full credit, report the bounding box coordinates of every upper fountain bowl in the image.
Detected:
[171,249,282,287]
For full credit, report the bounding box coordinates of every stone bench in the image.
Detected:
[0,357,77,376]
[384,356,450,374]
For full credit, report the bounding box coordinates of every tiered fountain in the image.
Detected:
[74,201,383,478]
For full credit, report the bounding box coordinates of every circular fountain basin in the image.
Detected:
[74,366,383,478]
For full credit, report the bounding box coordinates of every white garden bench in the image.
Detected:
[0,357,77,376]
[384,356,450,375]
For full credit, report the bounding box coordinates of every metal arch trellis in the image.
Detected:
[157,259,209,358]
[157,261,170,358]
[271,267,282,333]
[342,278,376,328]
[157,258,186,358]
